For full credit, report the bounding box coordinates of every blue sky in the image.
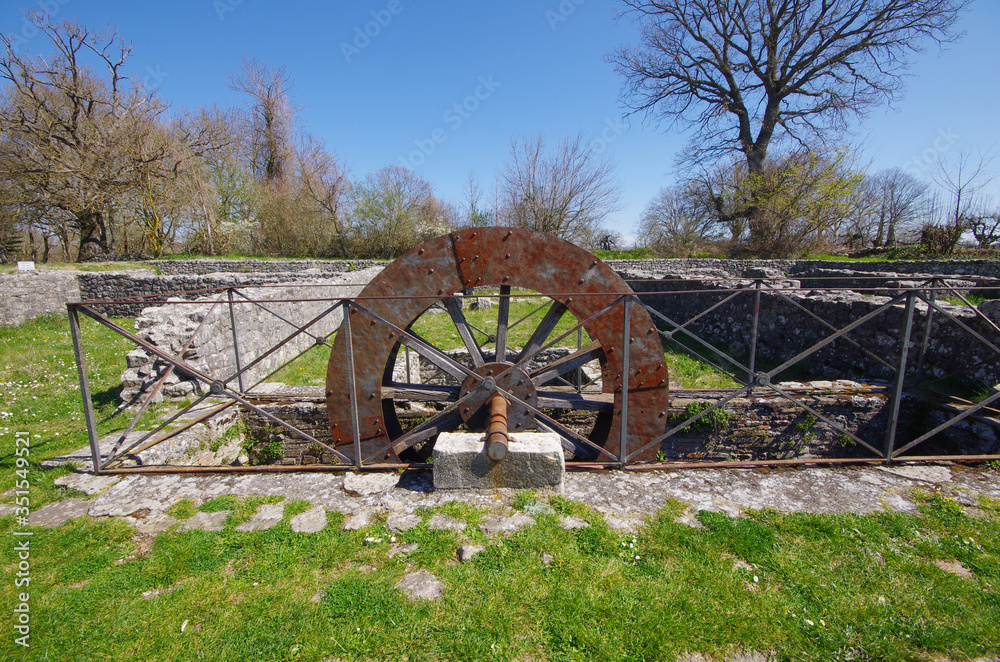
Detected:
[3,0,999,242]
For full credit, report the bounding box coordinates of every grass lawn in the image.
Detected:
[2,315,999,661]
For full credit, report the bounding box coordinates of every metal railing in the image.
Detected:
[68,276,1000,474]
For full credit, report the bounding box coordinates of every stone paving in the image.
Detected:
[49,461,999,528]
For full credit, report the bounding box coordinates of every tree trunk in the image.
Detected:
[76,210,108,262]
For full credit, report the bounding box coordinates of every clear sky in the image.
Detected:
[3,0,999,243]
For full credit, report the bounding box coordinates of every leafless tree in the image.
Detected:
[461,170,493,228]
[848,168,930,249]
[928,147,997,254]
[610,0,970,252]
[297,134,352,257]
[0,15,167,260]
[638,184,719,256]
[228,57,295,187]
[496,134,621,247]
[611,0,969,172]
[967,212,1000,249]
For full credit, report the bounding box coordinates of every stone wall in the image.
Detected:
[152,258,387,276]
[241,382,1000,464]
[629,276,1000,386]
[148,257,1000,279]
[77,269,387,318]
[0,271,82,327]
[609,258,1000,279]
[118,269,380,406]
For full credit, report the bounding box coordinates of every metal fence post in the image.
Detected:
[915,278,937,386]
[227,288,245,395]
[884,291,917,459]
[748,279,762,386]
[342,301,363,468]
[619,296,631,465]
[68,305,103,474]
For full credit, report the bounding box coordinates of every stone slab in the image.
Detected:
[28,499,90,528]
[433,432,564,491]
[290,506,328,533]
[54,471,122,495]
[342,508,375,531]
[427,514,467,531]
[135,513,179,535]
[235,503,285,532]
[479,513,534,535]
[395,570,444,601]
[178,511,229,532]
[559,516,589,530]
[457,545,484,563]
[386,512,421,533]
[878,465,952,484]
[342,472,399,496]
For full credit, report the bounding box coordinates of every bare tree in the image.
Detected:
[348,166,445,259]
[926,148,997,253]
[297,134,352,257]
[228,57,295,187]
[496,134,621,246]
[611,0,970,249]
[461,170,492,228]
[639,184,719,256]
[852,168,930,249]
[612,0,969,170]
[0,15,166,260]
[967,212,1000,249]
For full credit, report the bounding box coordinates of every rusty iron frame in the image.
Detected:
[68,274,1000,475]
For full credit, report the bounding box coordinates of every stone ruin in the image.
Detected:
[112,259,1000,465]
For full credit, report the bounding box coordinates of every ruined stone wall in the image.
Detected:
[148,257,1000,279]
[629,276,1000,386]
[0,271,82,327]
[609,258,1000,279]
[152,258,386,276]
[77,269,387,318]
[243,383,1000,464]
[119,269,381,406]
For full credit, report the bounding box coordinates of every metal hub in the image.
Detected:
[458,362,536,433]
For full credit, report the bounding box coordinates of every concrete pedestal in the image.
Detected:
[433,432,565,491]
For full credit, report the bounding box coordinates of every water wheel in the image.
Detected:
[325,228,669,465]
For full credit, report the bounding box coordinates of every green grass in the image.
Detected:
[593,247,657,260]
[2,314,1000,660]
[0,313,165,502]
[1,493,997,661]
[409,297,595,358]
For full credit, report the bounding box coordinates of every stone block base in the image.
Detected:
[433,433,564,491]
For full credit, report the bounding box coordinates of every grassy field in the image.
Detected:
[3,315,999,661]
[1,486,998,661]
